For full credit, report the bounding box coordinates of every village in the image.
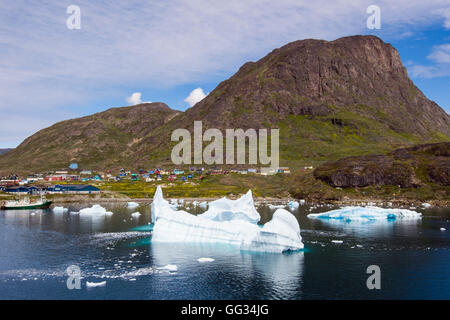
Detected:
[0,164,301,196]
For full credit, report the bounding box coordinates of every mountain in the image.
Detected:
[134,35,450,166]
[0,35,449,174]
[0,149,12,156]
[0,103,179,173]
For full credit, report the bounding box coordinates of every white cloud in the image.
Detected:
[184,88,207,107]
[428,44,450,63]
[126,92,142,105]
[2,0,450,145]
[409,43,450,78]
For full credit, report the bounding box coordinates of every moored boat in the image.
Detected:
[0,197,52,210]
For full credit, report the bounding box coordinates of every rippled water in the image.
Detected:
[0,202,449,299]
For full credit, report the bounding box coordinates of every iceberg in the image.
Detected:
[79,204,113,216]
[288,201,299,210]
[151,186,303,253]
[157,264,178,272]
[268,204,285,210]
[307,206,422,222]
[131,212,141,218]
[86,281,106,287]
[52,206,68,213]
[127,202,139,209]
[198,190,260,223]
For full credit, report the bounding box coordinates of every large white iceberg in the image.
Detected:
[150,186,303,253]
[198,190,260,223]
[307,206,422,222]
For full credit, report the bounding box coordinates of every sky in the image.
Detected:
[0,0,450,148]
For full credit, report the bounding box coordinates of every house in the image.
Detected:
[46,184,100,194]
[80,170,92,175]
[173,169,185,175]
[4,186,40,195]
[247,168,258,174]
[277,167,291,174]
[260,168,277,175]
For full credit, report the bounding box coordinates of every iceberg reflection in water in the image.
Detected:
[151,186,304,253]
[150,241,304,299]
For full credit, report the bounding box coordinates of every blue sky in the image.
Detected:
[1,0,450,148]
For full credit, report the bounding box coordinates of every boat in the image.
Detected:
[0,196,52,210]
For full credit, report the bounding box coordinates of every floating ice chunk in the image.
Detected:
[197,258,215,263]
[151,187,303,253]
[422,203,431,208]
[307,206,421,222]
[332,240,343,244]
[131,212,141,218]
[127,202,139,209]
[79,204,113,216]
[268,204,285,210]
[198,201,208,209]
[157,264,178,272]
[288,201,299,210]
[199,190,260,223]
[440,228,446,231]
[86,281,106,287]
[52,206,68,213]
[241,209,304,253]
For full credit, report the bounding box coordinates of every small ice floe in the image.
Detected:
[269,204,285,210]
[307,206,421,222]
[331,240,343,244]
[198,201,208,209]
[52,206,68,213]
[70,211,80,215]
[422,203,431,208]
[170,199,178,205]
[30,212,36,216]
[86,281,106,288]
[157,264,178,272]
[440,228,446,231]
[131,212,141,218]
[78,205,113,216]
[127,202,139,209]
[288,201,299,210]
[197,257,215,263]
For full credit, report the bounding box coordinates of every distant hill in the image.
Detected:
[0,35,449,174]
[0,103,180,173]
[0,149,12,156]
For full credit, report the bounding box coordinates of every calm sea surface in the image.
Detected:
[0,202,449,299]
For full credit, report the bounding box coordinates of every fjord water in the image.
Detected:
[0,203,449,299]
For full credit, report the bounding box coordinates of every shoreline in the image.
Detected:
[45,194,449,208]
